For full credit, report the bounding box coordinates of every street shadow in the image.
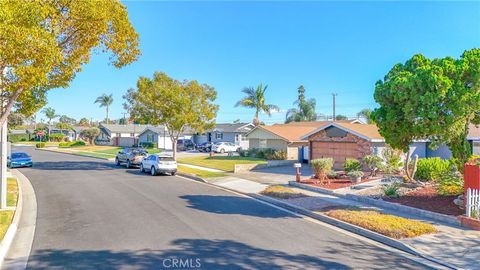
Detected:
[179,195,297,218]
[25,161,117,171]
[125,169,173,177]
[27,239,352,269]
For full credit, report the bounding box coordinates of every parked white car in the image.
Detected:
[211,142,240,153]
[140,154,177,176]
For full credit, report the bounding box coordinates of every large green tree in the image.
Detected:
[95,94,114,124]
[372,48,480,167]
[128,72,218,159]
[0,0,140,126]
[235,84,280,125]
[285,85,317,123]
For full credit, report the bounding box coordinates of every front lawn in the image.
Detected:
[75,151,116,159]
[0,177,19,240]
[177,156,266,172]
[324,208,437,239]
[178,165,226,178]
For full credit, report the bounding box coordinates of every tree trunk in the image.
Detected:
[106,107,109,124]
[172,137,177,160]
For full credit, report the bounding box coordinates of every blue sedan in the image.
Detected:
[8,152,33,168]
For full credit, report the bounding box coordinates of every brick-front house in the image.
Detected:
[301,122,480,169]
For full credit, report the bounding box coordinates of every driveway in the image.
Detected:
[12,146,431,269]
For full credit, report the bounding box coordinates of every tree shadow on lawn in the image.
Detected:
[180,194,297,219]
[26,161,117,171]
[27,239,352,270]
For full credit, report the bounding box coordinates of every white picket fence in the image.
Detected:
[466,188,480,219]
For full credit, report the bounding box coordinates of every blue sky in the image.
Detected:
[42,1,480,124]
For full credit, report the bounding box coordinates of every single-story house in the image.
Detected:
[246,120,361,161]
[138,126,196,150]
[194,123,255,149]
[301,122,480,169]
[96,124,151,146]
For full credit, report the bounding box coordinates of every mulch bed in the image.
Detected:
[300,177,377,190]
[385,185,463,216]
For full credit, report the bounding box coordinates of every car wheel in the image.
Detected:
[151,166,157,176]
[140,164,145,173]
[220,148,225,154]
[171,171,176,176]
[115,158,120,166]
[126,160,131,169]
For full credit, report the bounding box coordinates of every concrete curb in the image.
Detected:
[0,171,23,268]
[35,148,114,161]
[250,193,457,270]
[176,172,207,183]
[289,181,460,226]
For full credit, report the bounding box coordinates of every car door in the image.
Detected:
[120,148,129,162]
[143,155,153,170]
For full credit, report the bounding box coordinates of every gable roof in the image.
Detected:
[248,124,321,142]
[210,123,254,133]
[301,122,383,141]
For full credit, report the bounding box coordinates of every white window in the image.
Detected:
[473,141,480,155]
[259,139,267,149]
[216,133,223,140]
[130,133,135,137]
[147,134,153,142]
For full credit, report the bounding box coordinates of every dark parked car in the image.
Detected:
[115,148,148,168]
[8,152,33,168]
[197,142,212,152]
[177,139,196,151]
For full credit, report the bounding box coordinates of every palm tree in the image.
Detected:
[95,93,114,124]
[235,84,280,125]
[285,85,317,123]
[42,107,58,138]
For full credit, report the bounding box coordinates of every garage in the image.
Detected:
[311,141,359,169]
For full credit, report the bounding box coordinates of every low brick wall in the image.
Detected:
[233,160,297,173]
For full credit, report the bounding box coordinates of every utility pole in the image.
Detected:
[332,93,337,121]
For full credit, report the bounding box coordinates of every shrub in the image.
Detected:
[140,142,158,149]
[383,183,400,198]
[327,171,338,179]
[382,146,403,174]
[415,158,450,182]
[311,158,333,180]
[347,171,364,178]
[238,149,248,157]
[325,208,437,239]
[237,148,285,160]
[59,140,86,148]
[344,158,361,173]
[49,133,65,142]
[260,185,304,199]
[363,155,382,177]
[264,149,287,160]
[7,134,30,143]
[437,165,464,196]
[35,142,46,148]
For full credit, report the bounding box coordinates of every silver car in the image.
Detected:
[140,154,177,176]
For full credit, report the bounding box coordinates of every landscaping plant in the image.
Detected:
[347,171,364,183]
[383,183,401,198]
[381,146,403,174]
[415,158,450,182]
[310,158,333,183]
[343,158,361,173]
[260,185,304,199]
[35,142,46,148]
[437,165,464,196]
[363,155,382,177]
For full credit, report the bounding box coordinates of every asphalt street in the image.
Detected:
[14,146,431,269]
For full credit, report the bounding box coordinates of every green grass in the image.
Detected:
[0,211,14,240]
[324,208,437,239]
[7,178,18,207]
[15,141,60,146]
[178,165,226,178]
[0,177,19,240]
[177,156,266,172]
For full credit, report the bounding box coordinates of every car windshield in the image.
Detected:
[132,149,147,156]
[12,153,29,159]
[158,156,175,161]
